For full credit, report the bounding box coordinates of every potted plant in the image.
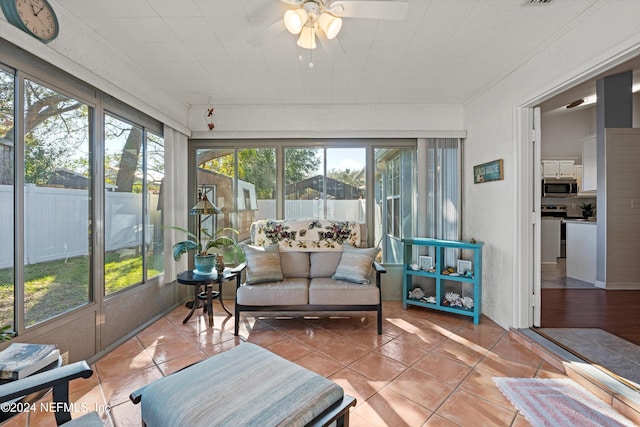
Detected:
[579,202,594,219]
[0,324,14,341]
[167,225,239,274]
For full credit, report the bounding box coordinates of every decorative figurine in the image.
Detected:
[215,254,225,273]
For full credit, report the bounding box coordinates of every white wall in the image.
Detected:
[464,3,640,329]
[541,107,595,159]
[188,103,465,139]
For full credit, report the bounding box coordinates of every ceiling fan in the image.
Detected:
[279,0,409,50]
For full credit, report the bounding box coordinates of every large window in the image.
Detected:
[0,43,167,341]
[284,148,323,218]
[196,148,276,247]
[104,114,164,295]
[190,141,450,266]
[285,147,365,221]
[146,132,164,278]
[23,80,91,326]
[0,68,14,329]
[375,148,414,263]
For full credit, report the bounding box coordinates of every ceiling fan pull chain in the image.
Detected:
[309,25,315,68]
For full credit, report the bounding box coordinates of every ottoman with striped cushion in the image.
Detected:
[130,343,355,427]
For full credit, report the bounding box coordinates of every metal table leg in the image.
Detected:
[182,285,201,324]
[217,279,232,316]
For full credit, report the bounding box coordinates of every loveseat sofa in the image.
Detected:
[233,219,386,336]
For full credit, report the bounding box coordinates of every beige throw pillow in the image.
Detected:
[242,244,284,284]
[332,244,380,284]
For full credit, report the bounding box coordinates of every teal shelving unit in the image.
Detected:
[402,237,484,324]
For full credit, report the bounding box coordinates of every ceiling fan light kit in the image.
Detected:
[284,0,342,49]
[281,0,408,59]
[297,25,317,49]
[284,8,308,34]
[318,13,342,39]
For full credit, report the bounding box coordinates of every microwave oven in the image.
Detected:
[542,179,578,197]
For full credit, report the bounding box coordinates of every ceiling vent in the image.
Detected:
[523,0,554,5]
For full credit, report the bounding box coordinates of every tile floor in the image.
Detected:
[541,258,597,289]
[2,300,621,427]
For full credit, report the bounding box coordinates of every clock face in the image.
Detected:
[8,0,59,42]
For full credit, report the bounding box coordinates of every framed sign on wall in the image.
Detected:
[474,159,504,184]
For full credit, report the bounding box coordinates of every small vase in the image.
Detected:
[194,254,216,274]
[582,210,593,219]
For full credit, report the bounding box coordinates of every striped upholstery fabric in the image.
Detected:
[332,244,380,284]
[242,243,284,284]
[138,343,344,427]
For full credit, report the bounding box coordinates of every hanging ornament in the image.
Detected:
[205,98,215,131]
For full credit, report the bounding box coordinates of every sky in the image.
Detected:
[324,148,365,172]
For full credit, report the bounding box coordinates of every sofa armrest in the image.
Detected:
[0,360,93,426]
[232,263,247,289]
[230,262,247,275]
[0,361,92,402]
[373,262,386,274]
[373,262,386,290]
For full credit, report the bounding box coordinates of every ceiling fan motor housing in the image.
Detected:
[303,1,321,18]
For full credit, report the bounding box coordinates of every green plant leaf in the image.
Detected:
[172,240,198,261]
[0,324,15,341]
[204,236,237,252]
[163,225,198,241]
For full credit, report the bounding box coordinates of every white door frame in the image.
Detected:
[513,106,539,328]
[513,44,640,329]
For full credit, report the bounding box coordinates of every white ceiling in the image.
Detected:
[57,0,613,108]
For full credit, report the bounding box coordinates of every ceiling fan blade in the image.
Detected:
[327,0,408,20]
[317,31,345,59]
[247,18,286,47]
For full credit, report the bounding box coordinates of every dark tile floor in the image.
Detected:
[3,300,631,427]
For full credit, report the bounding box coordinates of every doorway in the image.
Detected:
[523,55,640,389]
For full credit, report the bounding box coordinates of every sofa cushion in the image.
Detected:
[309,252,343,278]
[237,278,309,306]
[280,252,310,278]
[332,244,379,284]
[309,278,380,305]
[135,343,345,427]
[241,243,284,284]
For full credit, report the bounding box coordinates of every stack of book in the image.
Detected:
[0,343,60,380]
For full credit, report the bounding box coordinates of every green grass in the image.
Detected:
[0,252,163,328]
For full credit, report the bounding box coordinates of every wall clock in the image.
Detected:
[1,0,59,43]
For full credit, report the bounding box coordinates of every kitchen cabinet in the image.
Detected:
[542,160,575,179]
[575,165,583,191]
[541,218,561,264]
[565,220,596,284]
[581,135,597,192]
[402,237,483,324]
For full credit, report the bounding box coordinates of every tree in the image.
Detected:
[0,76,147,193]
[285,149,320,184]
[113,127,142,193]
[0,77,89,185]
[327,168,364,188]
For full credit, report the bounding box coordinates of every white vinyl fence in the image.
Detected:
[0,187,367,269]
[0,185,158,268]
[256,199,366,223]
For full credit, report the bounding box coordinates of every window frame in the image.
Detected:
[189,139,416,253]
